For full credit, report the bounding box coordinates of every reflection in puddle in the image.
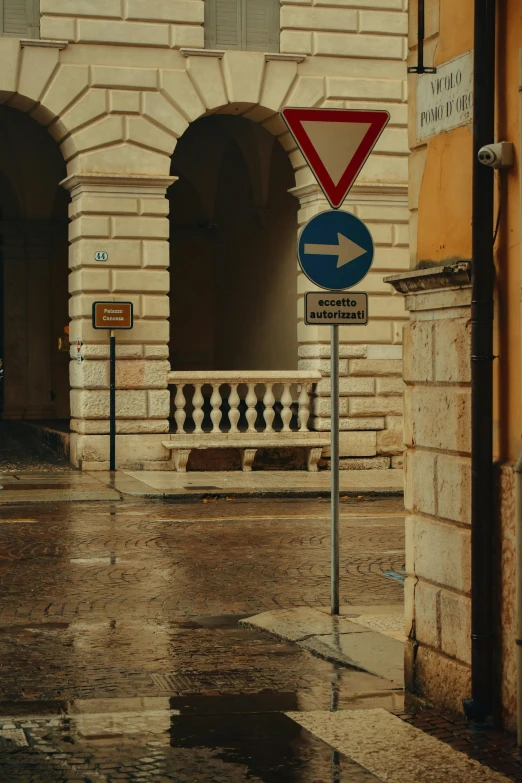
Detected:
[0,702,380,782]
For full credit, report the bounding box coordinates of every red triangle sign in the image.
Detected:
[281,107,390,209]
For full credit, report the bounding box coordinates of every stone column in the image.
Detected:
[387,262,472,714]
[2,221,55,420]
[291,182,408,469]
[62,174,176,470]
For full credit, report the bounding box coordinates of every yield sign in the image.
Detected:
[281,107,390,209]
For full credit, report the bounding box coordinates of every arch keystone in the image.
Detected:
[222,50,265,106]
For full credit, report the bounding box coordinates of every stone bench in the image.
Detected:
[162,432,330,472]
[166,370,327,472]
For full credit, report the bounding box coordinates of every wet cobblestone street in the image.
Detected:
[0,495,404,781]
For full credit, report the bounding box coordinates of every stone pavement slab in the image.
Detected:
[92,469,404,498]
[239,607,368,641]
[288,709,512,783]
[0,471,120,503]
[301,630,404,685]
[240,607,404,685]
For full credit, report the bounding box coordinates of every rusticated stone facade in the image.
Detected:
[0,0,408,469]
[388,263,472,713]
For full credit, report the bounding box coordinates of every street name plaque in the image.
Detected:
[92,302,133,330]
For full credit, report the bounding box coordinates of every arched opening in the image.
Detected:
[0,106,69,429]
[168,114,298,372]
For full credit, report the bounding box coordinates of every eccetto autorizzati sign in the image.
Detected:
[416,51,474,141]
[304,292,368,326]
[92,302,134,330]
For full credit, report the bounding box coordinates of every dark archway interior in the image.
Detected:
[168,114,298,372]
[0,105,69,421]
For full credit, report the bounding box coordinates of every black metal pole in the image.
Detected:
[407,0,436,75]
[110,331,116,472]
[463,0,496,723]
[417,0,425,72]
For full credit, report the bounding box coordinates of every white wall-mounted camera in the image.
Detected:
[477,141,514,168]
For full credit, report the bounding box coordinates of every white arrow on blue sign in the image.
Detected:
[297,210,374,291]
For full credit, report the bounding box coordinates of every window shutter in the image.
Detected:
[205,0,279,52]
[244,0,279,53]
[205,0,241,50]
[1,0,39,38]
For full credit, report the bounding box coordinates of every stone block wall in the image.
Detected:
[388,264,472,713]
[297,185,409,468]
[0,0,408,468]
[40,0,205,49]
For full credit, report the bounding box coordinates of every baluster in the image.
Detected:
[280,383,293,432]
[174,385,187,434]
[193,383,204,434]
[228,383,240,433]
[298,383,311,432]
[210,383,223,433]
[245,383,257,432]
[263,383,275,433]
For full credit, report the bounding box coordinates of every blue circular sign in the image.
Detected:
[298,210,374,290]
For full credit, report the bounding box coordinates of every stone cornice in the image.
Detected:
[385,261,472,294]
[179,48,305,63]
[265,53,306,63]
[289,181,408,202]
[180,47,224,58]
[61,173,177,196]
[21,39,68,49]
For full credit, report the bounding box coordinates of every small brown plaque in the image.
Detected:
[92,302,133,330]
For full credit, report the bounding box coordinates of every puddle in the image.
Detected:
[0,708,381,782]
[0,519,38,524]
[191,614,252,629]
[0,623,70,633]
[0,700,66,716]
[168,711,380,781]
[70,556,116,565]
[183,485,221,490]
[170,692,301,714]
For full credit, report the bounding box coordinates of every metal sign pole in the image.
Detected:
[331,323,340,615]
[109,329,116,472]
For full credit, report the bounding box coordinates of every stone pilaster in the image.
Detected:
[291,182,408,468]
[387,262,472,714]
[62,173,176,469]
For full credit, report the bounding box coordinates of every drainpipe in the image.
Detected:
[515,453,522,744]
[464,0,497,723]
[462,0,496,723]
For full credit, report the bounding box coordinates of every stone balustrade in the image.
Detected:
[168,370,321,434]
[165,370,328,471]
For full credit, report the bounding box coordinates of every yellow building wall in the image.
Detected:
[409,0,522,729]
[411,0,522,462]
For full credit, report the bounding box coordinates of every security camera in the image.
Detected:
[478,141,514,168]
